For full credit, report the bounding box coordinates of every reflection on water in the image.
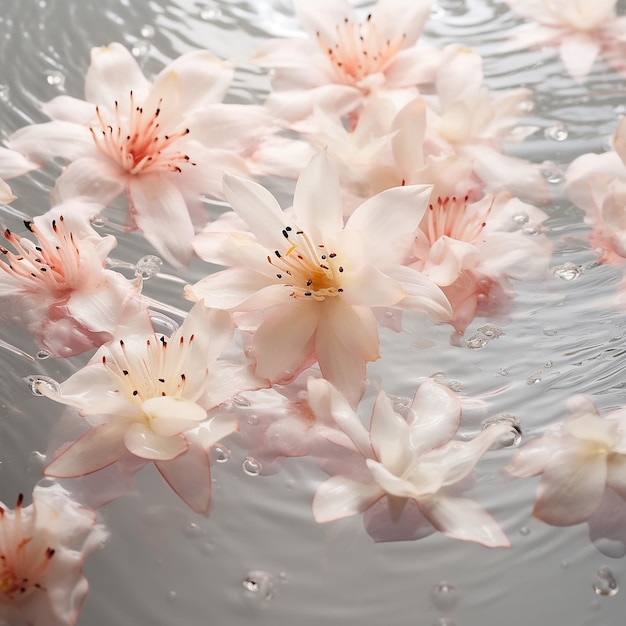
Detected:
[0,0,626,625]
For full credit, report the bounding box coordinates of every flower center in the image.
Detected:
[0,495,55,602]
[89,91,195,175]
[0,216,96,293]
[317,15,406,87]
[102,332,208,406]
[267,226,344,301]
[422,196,493,244]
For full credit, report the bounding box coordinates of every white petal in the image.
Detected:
[41,95,97,123]
[196,412,239,448]
[202,362,267,409]
[505,436,562,478]
[326,298,380,362]
[391,98,426,172]
[559,33,599,82]
[294,0,357,41]
[142,397,207,437]
[419,495,511,547]
[339,263,407,308]
[366,459,442,498]
[0,179,15,203]
[313,475,383,523]
[0,146,39,179]
[9,121,94,163]
[123,422,188,460]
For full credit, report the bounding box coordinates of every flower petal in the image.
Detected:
[123,422,188,461]
[366,459,443,498]
[196,412,239,448]
[313,475,383,523]
[0,146,39,179]
[325,298,380,362]
[9,121,94,163]
[559,33,599,83]
[142,397,207,437]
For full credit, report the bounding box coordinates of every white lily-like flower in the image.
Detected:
[254,0,438,121]
[185,150,452,407]
[0,483,107,626]
[308,377,511,546]
[506,395,626,526]
[0,204,141,357]
[8,42,269,268]
[37,303,262,514]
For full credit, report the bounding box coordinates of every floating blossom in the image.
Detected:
[254,0,438,121]
[503,0,626,82]
[308,377,511,545]
[185,151,451,407]
[0,147,39,203]
[410,193,552,333]
[8,42,267,267]
[506,395,626,526]
[0,204,141,357]
[37,303,262,514]
[0,484,107,626]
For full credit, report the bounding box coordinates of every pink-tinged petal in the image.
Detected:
[0,179,14,203]
[366,459,444,498]
[364,496,436,543]
[9,121,94,163]
[41,95,97,123]
[384,45,441,87]
[533,443,607,526]
[391,99,426,172]
[146,50,233,117]
[294,0,356,41]
[85,42,151,105]
[325,298,380,362]
[425,236,481,286]
[313,475,383,523]
[607,455,626,500]
[316,310,367,408]
[614,116,626,167]
[254,37,321,71]
[254,303,320,381]
[0,146,39,179]
[307,377,372,457]
[222,172,289,249]
[345,184,433,266]
[372,0,432,46]
[52,155,125,206]
[340,263,407,307]
[370,392,413,472]
[505,436,562,477]
[563,412,620,447]
[185,269,285,311]
[142,397,207,437]
[293,151,343,241]
[155,435,212,514]
[44,423,127,477]
[128,174,194,268]
[559,33,600,82]
[123,422,188,460]
[196,412,239,448]
[201,363,267,410]
[408,379,461,452]
[419,495,510,547]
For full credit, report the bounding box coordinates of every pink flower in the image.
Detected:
[0,205,141,357]
[308,377,511,546]
[410,193,552,333]
[254,0,438,121]
[503,0,626,82]
[185,151,451,407]
[36,303,263,514]
[506,395,626,526]
[9,42,268,267]
[0,483,107,626]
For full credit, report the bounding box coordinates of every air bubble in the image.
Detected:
[131,40,151,60]
[519,526,530,536]
[553,262,582,281]
[466,324,504,350]
[232,395,251,407]
[46,70,65,87]
[212,444,230,463]
[135,254,162,279]
[592,566,618,597]
[200,2,221,19]
[522,225,539,236]
[247,414,259,426]
[183,522,202,538]
[544,123,568,141]
[243,571,275,599]
[541,163,564,184]
[613,104,626,116]
[544,360,553,368]
[430,5,446,19]
[517,100,534,114]
[512,212,529,225]
[25,375,60,396]
[481,414,522,447]
[35,350,50,360]
[140,24,155,38]
[91,216,107,228]
[242,457,261,476]
[526,370,542,385]
[430,581,458,611]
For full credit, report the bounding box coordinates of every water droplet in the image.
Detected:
[25,375,60,396]
[148,311,179,335]
[0,84,9,102]
[544,123,568,141]
[430,581,458,611]
[544,360,553,368]
[131,40,151,60]
[242,457,261,476]
[517,100,534,114]
[553,262,582,281]
[541,163,564,184]
[46,70,65,87]
[481,414,522,447]
[543,327,558,336]
[247,414,259,426]
[519,526,530,536]
[90,216,107,228]
[466,324,504,350]
[466,333,488,349]
[140,24,155,38]
[243,571,275,599]
[279,572,289,583]
[522,224,539,236]
[135,254,162,279]
[613,104,626,117]
[445,380,464,393]
[526,369,543,385]
[183,522,202,538]
[512,212,529,225]
[35,350,50,360]
[232,395,251,408]
[478,324,504,339]
[592,566,619,597]
[430,5,446,19]
[212,444,230,463]
[199,2,221,19]
[497,368,509,376]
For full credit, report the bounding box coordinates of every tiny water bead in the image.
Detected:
[544,123,568,141]
[552,262,582,281]
[25,375,60,396]
[131,40,151,60]
[140,24,155,38]
[592,566,619,597]
[526,369,543,385]
[45,70,65,87]
[519,526,530,536]
[183,522,203,539]
[90,216,107,228]
[242,457,261,476]
[466,324,504,349]
[35,349,50,360]
[199,2,221,20]
[243,571,275,600]
[430,581,458,611]
[134,254,162,279]
[512,212,529,225]
[212,444,230,463]
[481,414,522,447]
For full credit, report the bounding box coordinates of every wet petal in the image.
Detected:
[326,298,380,362]
[9,121,94,163]
[313,475,383,523]
[369,392,412,471]
[53,156,125,206]
[123,422,188,460]
[143,397,207,437]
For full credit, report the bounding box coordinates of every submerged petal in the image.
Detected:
[123,422,188,461]
[313,475,383,523]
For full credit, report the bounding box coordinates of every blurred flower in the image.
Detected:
[506,395,626,526]
[37,303,262,514]
[0,204,141,357]
[0,146,39,203]
[308,377,511,545]
[0,483,107,626]
[186,151,451,407]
